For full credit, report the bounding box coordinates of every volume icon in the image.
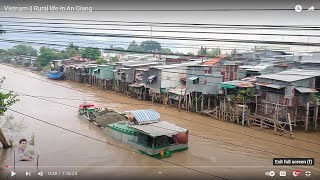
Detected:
[38,171,43,176]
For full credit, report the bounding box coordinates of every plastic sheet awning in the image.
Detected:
[220,84,236,89]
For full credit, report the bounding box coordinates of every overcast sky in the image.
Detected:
[1,0,320,54]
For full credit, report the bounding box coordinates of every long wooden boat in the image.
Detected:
[78,102,188,159]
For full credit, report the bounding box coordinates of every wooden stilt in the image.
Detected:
[242,98,245,126]
[189,93,192,111]
[305,102,310,132]
[195,92,198,112]
[274,104,278,134]
[255,95,258,118]
[201,95,204,112]
[314,105,318,130]
[288,112,293,139]
[265,103,267,115]
[294,107,297,126]
[223,99,226,121]
[179,89,182,112]
[208,96,211,110]
[185,94,188,110]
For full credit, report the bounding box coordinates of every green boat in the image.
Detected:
[78,103,188,159]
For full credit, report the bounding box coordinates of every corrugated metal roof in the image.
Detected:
[256,82,285,89]
[257,69,320,82]
[203,58,221,65]
[126,62,162,67]
[295,87,319,93]
[258,74,312,82]
[277,69,320,76]
[241,76,257,82]
[239,65,269,71]
[121,67,131,70]
[152,61,202,69]
[127,109,160,125]
[130,121,188,137]
[203,54,227,66]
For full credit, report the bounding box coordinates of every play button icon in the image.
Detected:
[11,171,16,177]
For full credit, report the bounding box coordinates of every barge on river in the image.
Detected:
[78,103,188,159]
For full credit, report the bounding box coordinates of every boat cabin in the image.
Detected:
[107,109,188,158]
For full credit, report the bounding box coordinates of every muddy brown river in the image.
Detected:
[0,64,319,180]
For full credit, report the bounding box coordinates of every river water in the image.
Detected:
[0,64,319,180]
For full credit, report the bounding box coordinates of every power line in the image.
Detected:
[1,30,320,48]
[1,66,320,149]
[2,16,320,30]
[3,24,320,38]
[2,37,253,51]
[3,107,227,179]
[2,39,314,54]
[0,38,212,58]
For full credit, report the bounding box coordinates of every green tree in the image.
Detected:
[140,40,162,52]
[0,77,19,148]
[81,47,101,60]
[110,57,119,63]
[187,52,195,56]
[197,46,208,56]
[230,49,237,60]
[161,48,173,54]
[96,58,107,65]
[105,46,126,54]
[0,49,7,60]
[113,47,125,52]
[208,48,221,57]
[66,49,78,58]
[66,42,79,57]
[127,40,143,52]
[67,42,79,52]
[10,45,37,56]
[174,51,184,56]
[37,46,68,67]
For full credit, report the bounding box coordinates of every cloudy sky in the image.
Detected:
[1,0,320,54]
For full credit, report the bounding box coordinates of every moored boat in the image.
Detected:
[46,70,64,80]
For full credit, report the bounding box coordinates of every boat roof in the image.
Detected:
[125,109,160,125]
[130,121,188,137]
